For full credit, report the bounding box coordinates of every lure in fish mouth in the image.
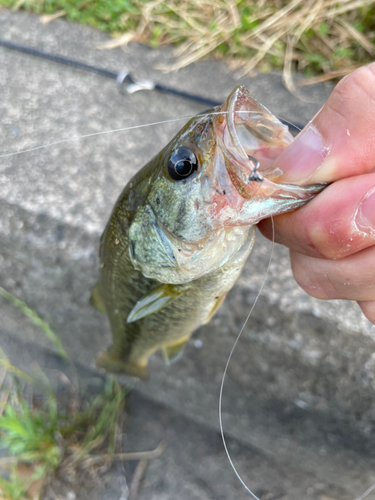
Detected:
[128,85,325,285]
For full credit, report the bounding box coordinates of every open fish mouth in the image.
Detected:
[219,86,293,180]
[224,85,293,178]
[209,86,326,225]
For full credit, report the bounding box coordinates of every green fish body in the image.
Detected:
[92,86,325,379]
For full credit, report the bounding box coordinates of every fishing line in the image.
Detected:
[0,111,299,160]
[219,216,275,500]
[0,38,304,132]
[274,116,302,133]
[0,111,231,159]
[0,114,203,159]
[215,209,375,500]
[355,482,375,500]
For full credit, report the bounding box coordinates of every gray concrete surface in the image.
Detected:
[1,8,375,500]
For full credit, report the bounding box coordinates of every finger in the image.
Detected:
[258,173,375,259]
[290,246,375,301]
[273,63,375,184]
[358,301,375,324]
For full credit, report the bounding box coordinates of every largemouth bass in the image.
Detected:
[91,86,324,380]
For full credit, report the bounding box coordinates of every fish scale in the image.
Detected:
[94,181,254,379]
[91,86,325,380]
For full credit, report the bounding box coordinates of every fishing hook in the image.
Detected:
[248,155,263,183]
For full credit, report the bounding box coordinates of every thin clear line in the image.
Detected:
[0,111,296,159]
[355,483,375,500]
[219,217,275,499]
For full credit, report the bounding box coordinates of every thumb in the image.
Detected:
[274,63,375,184]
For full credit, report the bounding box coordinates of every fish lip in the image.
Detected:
[225,88,248,162]
[278,182,327,194]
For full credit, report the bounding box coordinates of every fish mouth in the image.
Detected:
[222,85,294,180]
[210,86,326,225]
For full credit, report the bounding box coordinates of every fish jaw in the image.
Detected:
[203,85,327,225]
[224,178,326,226]
[204,162,326,226]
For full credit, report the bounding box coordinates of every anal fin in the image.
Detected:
[95,349,148,380]
[162,336,189,364]
[90,284,107,315]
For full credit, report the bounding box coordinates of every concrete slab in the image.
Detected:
[3,330,375,500]
[1,8,375,500]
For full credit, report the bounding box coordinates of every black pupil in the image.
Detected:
[168,147,198,181]
[175,159,192,176]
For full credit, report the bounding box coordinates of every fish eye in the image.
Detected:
[168,147,198,181]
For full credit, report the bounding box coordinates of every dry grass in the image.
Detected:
[130,0,375,90]
[2,0,375,88]
[0,0,375,88]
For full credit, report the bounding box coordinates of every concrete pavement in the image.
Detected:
[1,8,375,499]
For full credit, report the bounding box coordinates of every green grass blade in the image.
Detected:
[0,287,68,359]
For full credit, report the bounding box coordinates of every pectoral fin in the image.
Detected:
[162,336,190,364]
[90,284,107,314]
[127,284,184,323]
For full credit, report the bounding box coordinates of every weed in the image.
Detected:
[0,287,67,360]
[0,362,127,498]
[0,289,127,499]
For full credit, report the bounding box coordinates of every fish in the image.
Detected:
[91,85,325,380]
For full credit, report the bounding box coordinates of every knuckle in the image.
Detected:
[302,220,336,260]
[300,198,357,260]
[290,252,331,300]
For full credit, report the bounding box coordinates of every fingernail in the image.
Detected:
[356,189,375,235]
[274,124,330,182]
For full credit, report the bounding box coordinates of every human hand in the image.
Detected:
[258,63,375,324]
